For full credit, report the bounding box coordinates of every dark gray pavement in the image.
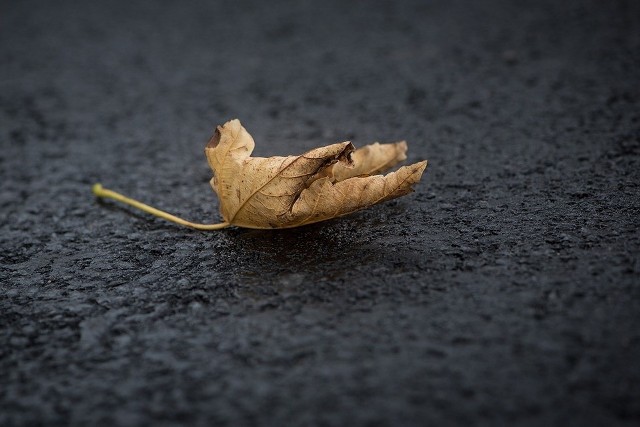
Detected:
[1,0,639,425]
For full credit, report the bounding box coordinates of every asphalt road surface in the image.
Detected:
[1,0,639,425]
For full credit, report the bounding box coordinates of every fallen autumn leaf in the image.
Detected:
[92,119,427,230]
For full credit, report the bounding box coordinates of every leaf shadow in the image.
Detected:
[209,205,432,306]
[223,215,389,284]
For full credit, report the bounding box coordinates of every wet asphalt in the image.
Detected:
[1,0,639,425]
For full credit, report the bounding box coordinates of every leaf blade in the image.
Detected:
[205,119,427,229]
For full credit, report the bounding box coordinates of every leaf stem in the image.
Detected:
[92,183,230,230]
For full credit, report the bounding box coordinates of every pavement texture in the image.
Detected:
[1,0,639,425]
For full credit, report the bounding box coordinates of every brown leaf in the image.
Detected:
[205,119,427,229]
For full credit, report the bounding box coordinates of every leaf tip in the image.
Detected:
[206,127,222,150]
[340,141,356,165]
[205,118,243,150]
[414,160,428,178]
[406,160,428,187]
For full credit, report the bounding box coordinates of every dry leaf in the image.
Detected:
[205,119,427,229]
[92,119,427,230]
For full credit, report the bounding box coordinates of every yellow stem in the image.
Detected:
[92,183,230,230]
